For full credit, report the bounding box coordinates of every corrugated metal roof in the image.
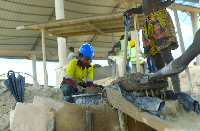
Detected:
[0,0,199,61]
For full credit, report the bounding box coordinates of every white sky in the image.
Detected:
[168,8,199,65]
[0,8,199,87]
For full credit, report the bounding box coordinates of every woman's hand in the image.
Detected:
[76,85,84,93]
[124,9,133,18]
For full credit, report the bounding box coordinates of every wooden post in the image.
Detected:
[32,54,38,87]
[190,11,200,66]
[120,2,130,130]
[132,1,140,73]
[111,33,116,79]
[118,110,128,131]
[112,33,115,46]
[122,31,128,75]
[172,3,193,93]
[41,28,48,88]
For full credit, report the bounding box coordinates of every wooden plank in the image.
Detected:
[48,22,124,34]
[59,26,136,37]
[91,15,144,25]
[49,22,125,34]
[51,26,96,34]
[106,87,184,131]
[47,18,124,31]
[50,22,125,35]
[47,23,85,31]
[0,50,106,59]
[168,4,200,13]
[47,16,144,32]
[49,22,127,35]
[87,22,110,35]
[118,80,168,92]
[115,0,131,2]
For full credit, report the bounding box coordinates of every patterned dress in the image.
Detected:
[142,9,179,58]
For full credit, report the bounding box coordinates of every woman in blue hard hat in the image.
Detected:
[60,43,94,103]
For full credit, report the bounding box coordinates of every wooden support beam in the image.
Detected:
[47,15,144,31]
[0,50,106,59]
[65,26,135,36]
[135,16,140,31]
[47,23,86,31]
[168,4,200,13]
[85,23,106,35]
[52,26,95,34]
[41,28,48,88]
[47,18,124,31]
[50,23,112,35]
[97,22,123,28]
[0,50,58,56]
[115,0,131,2]
[50,22,127,35]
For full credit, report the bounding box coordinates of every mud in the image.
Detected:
[110,72,146,86]
[83,86,103,94]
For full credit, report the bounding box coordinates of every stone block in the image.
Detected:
[11,96,64,131]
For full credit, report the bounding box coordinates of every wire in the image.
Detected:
[0,71,40,87]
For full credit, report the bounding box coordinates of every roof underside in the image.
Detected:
[0,0,200,61]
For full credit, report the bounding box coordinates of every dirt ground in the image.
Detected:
[160,100,200,131]
[0,83,63,131]
[0,66,200,130]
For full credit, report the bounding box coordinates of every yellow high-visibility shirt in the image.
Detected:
[65,59,93,83]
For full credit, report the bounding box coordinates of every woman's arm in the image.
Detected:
[124,5,143,17]
[153,0,174,11]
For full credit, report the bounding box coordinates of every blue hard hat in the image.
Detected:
[79,43,94,57]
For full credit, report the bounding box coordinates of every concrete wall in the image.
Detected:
[93,65,112,80]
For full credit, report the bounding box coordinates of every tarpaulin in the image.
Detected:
[4,70,25,102]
